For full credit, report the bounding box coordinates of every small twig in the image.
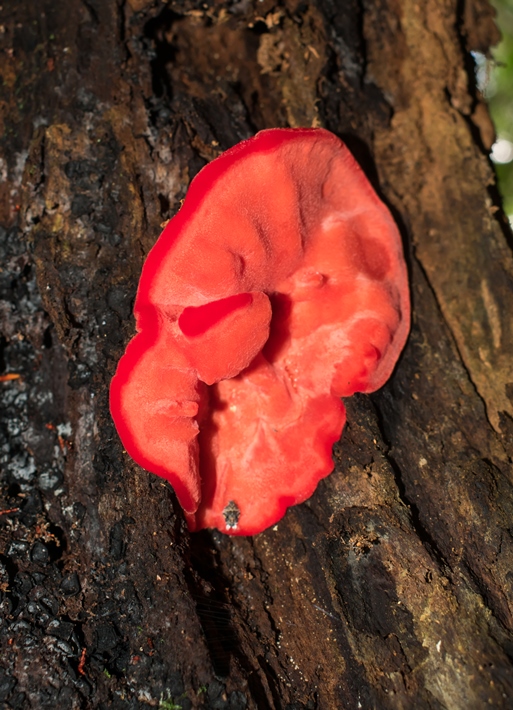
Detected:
[78,648,87,675]
[0,373,21,382]
[0,508,20,516]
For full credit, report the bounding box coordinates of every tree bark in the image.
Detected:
[1,0,512,708]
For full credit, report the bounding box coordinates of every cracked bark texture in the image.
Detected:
[1,0,512,708]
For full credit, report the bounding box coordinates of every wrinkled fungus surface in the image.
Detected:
[110,128,410,535]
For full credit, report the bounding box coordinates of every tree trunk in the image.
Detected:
[1,0,512,708]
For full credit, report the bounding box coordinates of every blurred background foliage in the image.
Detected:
[488,0,513,221]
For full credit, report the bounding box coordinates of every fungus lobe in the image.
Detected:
[110,128,410,535]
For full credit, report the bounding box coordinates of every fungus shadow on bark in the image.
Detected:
[181,531,239,679]
[183,533,277,707]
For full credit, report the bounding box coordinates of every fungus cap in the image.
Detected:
[110,127,410,535]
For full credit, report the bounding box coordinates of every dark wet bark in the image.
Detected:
[1,0,512,708]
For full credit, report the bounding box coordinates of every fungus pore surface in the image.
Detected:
[110,128,410,535]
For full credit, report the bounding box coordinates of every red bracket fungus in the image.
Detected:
[110,128,410,536]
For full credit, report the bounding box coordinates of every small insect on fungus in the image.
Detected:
[110,127,410,536]
[222,501,241,531]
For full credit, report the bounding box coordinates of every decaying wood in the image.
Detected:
[0,0,512,708]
